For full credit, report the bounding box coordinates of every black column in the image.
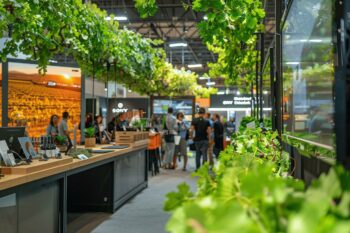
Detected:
[255,35,260,119]
[334,0,350,168]
[275,0,283,136]
[269,48,276,130]
[259,33,264,123]
[2,62,8,126]
[80,74,86,143]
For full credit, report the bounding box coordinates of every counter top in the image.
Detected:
[0,141,148,191]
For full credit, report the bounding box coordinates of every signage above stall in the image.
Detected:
[112,103,128,113]
[108,98,150,118]
[210,94,269,109]
[222,96,252,106]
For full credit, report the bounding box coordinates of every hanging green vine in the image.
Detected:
[133,0,265,85]
[134,0,158,19]
[192,0,265,84]
[0,0,214,97]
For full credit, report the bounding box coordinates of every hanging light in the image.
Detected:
[105,16,128,21]
[169,42,188,48]
[188,64,203,68]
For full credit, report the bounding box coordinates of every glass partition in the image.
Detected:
[282,0,334,148]
[8,62,81,138]
[0,63,2,126]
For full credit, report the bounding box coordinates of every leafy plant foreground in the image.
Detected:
[164,126,350,233]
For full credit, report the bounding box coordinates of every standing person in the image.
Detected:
[224,117,236,137]
[213,114,224,158]
[164,107,177,169]
[84,113,93,128]
[94,115,103,143]
[46,114,59,137]
[175,112,188,171]
[78,113,93,130]
[205,112,214,167]
[190,108,211,170]
[58,111,72,152]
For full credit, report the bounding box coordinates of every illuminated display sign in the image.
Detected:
[210,94,269,108]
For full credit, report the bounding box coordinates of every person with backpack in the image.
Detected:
[174,112,189,171]
[190,108,212,170]
[163,107,177,169]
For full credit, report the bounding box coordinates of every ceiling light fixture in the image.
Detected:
[309,39,322,43]
[188,64,203,68]
[199,76,209,80]
[105,16,128,21]
[286,62,300,65]
[206,81,215,86]
[299,39,323,43]
[169,42,188,48]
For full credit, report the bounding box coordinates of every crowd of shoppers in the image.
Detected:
[158,107,233,171]
[46,107,234,171]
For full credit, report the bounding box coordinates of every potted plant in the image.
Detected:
[84,127,96,148]
[55,135,68,153]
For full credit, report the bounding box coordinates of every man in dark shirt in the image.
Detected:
[213,114,224,158]
[190,108,211,170]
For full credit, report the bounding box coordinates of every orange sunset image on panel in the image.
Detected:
[8,63,81,139]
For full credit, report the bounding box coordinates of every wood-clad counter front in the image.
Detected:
[0,142,148,233]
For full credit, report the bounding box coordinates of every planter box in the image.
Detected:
[57,145,68,153]
[85,137,96,148]
[115,131,149,145]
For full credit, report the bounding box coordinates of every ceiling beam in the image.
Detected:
[187,44,200,64]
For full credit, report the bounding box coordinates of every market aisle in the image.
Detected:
[69,157,198,233]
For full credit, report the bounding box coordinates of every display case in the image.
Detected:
[282,0,335,151]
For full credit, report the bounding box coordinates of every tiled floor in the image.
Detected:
[68,157,198,233]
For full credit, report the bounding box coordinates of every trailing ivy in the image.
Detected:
[192,0,265,84]
[134,0,158,19]
[0,0,215,97]
[133,0,265,85]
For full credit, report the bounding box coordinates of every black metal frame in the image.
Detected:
[275,0,283,136]
[261,45,276,130]
[259,33,265,123]
[334,0,350,168]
